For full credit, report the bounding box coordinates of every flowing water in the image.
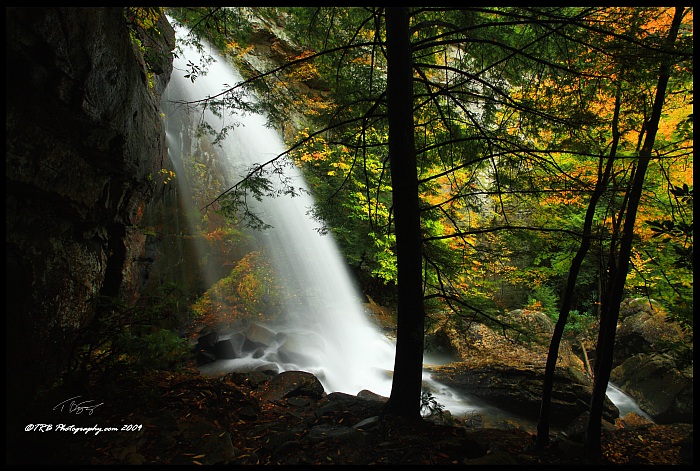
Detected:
[163,21,398,398]
[161,18,650,424]
[606,383,654,420]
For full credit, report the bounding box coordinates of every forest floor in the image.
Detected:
[9,364,693,466]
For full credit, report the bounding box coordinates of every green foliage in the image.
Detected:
[124,7,168,88]
[119,329,191,370]
[563,310,597,336]
[66,288,194,390]
[190,251,283,324]
[420,390,446,418]
[635,184,694,332]
[172,7,692,343]
[166,7,258,53]
[526,285,560,320]
[645,184,693,270]
[125,7,161,31]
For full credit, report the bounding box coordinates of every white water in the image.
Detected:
[162,18,650,424]
[163,21,399,398]
[606,383,654,420]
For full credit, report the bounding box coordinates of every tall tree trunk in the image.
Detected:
[583,7,685,462]
[381,7,425,420]
[534,89,621,449]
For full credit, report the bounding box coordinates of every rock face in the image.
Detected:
[613,298,688,367]
[610,298,693,424]
[611,353,693,424]
[6,7,175,413]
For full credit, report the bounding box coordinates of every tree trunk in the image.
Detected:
[534,89,620,449]
[381,7,425,420]
[583,7,684,462]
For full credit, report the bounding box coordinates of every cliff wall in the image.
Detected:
[6,7,175,411]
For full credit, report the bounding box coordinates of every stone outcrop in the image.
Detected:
[426,301,693,427]
[6,7,175,413]
[196,312,617,431]
[258,370,325,402]
[613,297,688,367]
[425,311,618,429]
[427,309,585,372]
[611,353,693,424]
[429,361,619,429]
[609,298,693,424]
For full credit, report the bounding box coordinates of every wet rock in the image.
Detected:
[259,370,325,402]
[213,339,237,359]
[196,331,219,351]
[611,353,693,424]
[245,323,277,347]
[614,298,687,367]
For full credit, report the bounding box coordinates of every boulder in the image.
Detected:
[429,300,693,426]
[195,331,219,352]
[607,298,693,423]
[259,370,325,402]
[427,311,584,372]
[425,312,619,428]
[614,298,687,368]
[244,323,278,350]
[213,339,239,359]
[611,353,693,424]
[277,331,326,367]
[196,350,217,366]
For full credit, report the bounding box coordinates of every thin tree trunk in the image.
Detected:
[580,340,593,379]
[381,7,425,420]
[534,89,620,449]
[583,7,684,462]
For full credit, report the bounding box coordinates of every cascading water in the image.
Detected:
[163,21,399,398]
[606,383,654,421]
[161,18,651,424]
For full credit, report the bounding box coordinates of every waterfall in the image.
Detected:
[163,21,398,397]
[161,18,651,424]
